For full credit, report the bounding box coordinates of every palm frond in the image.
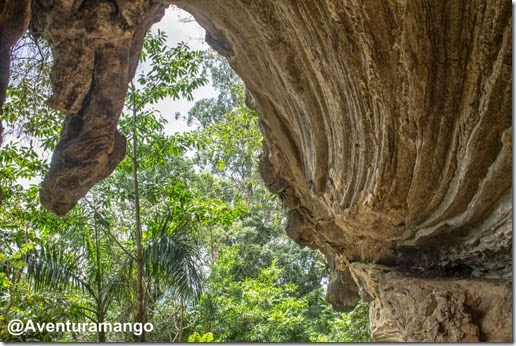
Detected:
[26,242,85,292]
[144,214,203,301]
[101,256,134,308]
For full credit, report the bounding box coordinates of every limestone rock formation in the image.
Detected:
[2,0,511,342]
[175,1,512,341]
[351,263,512,342]
[31,0,167,215]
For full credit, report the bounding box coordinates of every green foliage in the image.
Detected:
[188,332,214,342]
[0,34,55,203]
[0,28,214,342]
[0,27,372,343]
[0,142,46,181]
[178,50,260,187]
[2,33,60,151]
[0,34,86,342]
[143,213,203,301]
[193,250,310,342]
[309,301,371,342]
[136,29,207,106]
[193,105,262,185]
[181,51,372,343]
[183,50,244,128]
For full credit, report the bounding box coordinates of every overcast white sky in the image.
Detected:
[150,7,216,134]
[16,7,214,186]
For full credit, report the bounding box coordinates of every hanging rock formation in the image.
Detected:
[175,1,512,341]
[31,0,167,215]
[3,0,510,342]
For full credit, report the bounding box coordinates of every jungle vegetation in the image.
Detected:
[0,27,370,342]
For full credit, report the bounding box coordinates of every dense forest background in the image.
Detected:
[0,26,370,342]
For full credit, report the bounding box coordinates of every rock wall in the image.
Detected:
[175,1,511,341]
[3,0,510,342]
[351,263,511,342]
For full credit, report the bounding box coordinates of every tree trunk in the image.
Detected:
[0,0,31,203]
[132,84,145,342]
[97,304,106,343]
[135,255,145,342]
[92,212,106,342]
[177,300,184,342]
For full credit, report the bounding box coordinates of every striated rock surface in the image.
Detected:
[4,0,510,341]
[177,0,512,275]
[174,1,511,341]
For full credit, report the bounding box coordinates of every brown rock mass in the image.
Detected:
[2,0,510,341]
[32,0,167,215]
[174,1,511,341]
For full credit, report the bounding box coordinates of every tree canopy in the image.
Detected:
[0,26,370,343]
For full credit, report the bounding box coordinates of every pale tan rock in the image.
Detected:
[350,263,512,342]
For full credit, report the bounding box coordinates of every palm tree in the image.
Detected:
[144,212,203,301]
[143,211,204,341]
[26,215,129,342]
[25,207,204,342]
[26,30,207,342]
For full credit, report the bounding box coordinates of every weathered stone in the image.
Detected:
[32,0,166,215]
[174,1,511,340]
[350,263,512,342]
[5,0,510,341]
[325,256,360,312]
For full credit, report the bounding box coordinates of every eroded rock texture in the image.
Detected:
[9,0,511,341]
[351,263,512,342]
[31,0,166,215]
[175,1,511,341]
